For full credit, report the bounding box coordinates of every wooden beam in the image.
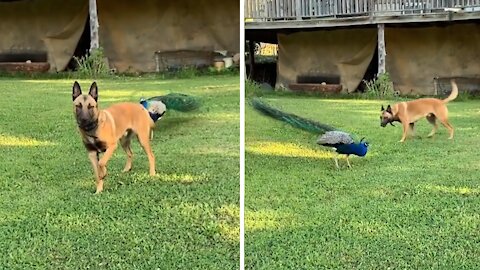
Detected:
[89,0,99,51]
[377,23,386,75]
[245,11,480,29]
[248,40,255,79]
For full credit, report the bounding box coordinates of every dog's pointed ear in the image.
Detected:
[72,81,82,101]
[88,82,98,102]
[381,105,384,111]
[386,105,392,113]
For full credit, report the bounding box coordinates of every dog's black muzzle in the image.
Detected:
[77,118,98,132]
[380,119,395,127]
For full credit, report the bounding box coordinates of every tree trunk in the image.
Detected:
[377,23,386,75]
[89,0,99,51]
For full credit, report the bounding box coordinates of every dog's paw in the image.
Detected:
[95,180,104,194]
[98,165,107,179]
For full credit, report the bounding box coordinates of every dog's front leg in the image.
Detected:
[97,144,117,193]
[87,151,103,194]
[399,122,409,143]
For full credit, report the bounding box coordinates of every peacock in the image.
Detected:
[140,93,200,120]
[139,93,201,138]
[140,98,166,122]
[251,98,368,168]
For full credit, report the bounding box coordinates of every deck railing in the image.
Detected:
[245,0,480,21]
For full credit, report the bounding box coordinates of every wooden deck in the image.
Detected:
[245,0,480,29]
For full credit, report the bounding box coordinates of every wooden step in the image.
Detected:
[289,83,342,93]
[0,62,50,73]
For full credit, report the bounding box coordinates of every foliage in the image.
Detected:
[363,72,396,98]
[245,96,480,269]
[73,47,111,78]
[0,76,239,269]
[245,80,265,97]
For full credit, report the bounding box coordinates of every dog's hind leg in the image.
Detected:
[426,114,438,137]
[439,118,454,139]
[87,151,103,194]
[120,131,134,172]
[435,111,454,139]
[137,131,156,176]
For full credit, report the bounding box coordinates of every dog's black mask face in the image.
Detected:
[380,105,395,127]
[72,81,99,131]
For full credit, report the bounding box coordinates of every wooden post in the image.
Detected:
[369,0,374,20]
[377,23,386,75]
[295,0,302,20]
[248,40,255,79]
[89,0,99,51]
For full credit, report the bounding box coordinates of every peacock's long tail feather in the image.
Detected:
[147,93,200,112]
[250,98,336,134]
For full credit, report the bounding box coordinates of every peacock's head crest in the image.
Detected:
[359,137,369,148]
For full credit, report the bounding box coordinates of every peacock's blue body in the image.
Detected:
[332,143,368,157]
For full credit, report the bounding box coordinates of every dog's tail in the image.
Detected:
[443,79,459,103]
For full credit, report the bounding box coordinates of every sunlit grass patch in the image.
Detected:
[247,141,334,159]
[0,134,56,147]
[245,209,298,231]
[217,205,240,243]
[422,184,480,196]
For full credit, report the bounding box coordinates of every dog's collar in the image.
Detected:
[78,120,98,133]
[391,115,401,123]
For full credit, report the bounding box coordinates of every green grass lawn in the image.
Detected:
[0,75,239,269]
[245,93,480,269]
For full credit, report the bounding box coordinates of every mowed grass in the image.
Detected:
[0,75,239,269]
[245,94,480,269]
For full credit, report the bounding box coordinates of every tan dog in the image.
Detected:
[72,81,156,193]
[380,79,458,142]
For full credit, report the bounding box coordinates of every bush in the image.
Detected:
[73,47,111,78]
[363,72,396,98]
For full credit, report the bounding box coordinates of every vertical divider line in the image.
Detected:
[240,0,246,268]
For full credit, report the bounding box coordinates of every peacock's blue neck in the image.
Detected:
[336,143,368,157]
[140,100,148,109]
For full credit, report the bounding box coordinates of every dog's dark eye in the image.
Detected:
[87,104,94,110]
[76,104,82,109]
